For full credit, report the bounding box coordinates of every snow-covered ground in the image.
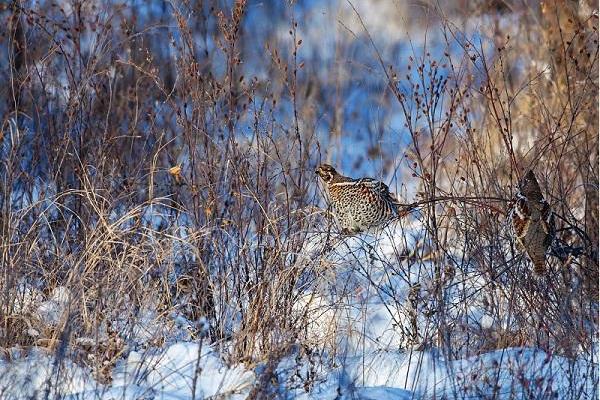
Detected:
[1,220,597,399]
[0,339,595,399]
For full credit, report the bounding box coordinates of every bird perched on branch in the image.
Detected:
[509,170,555,275]
[316,164,407,234]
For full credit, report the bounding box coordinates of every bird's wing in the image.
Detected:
[510,195,530,240]
[357,178,391,194]
[540,200,555,249]
[540,200,554,234]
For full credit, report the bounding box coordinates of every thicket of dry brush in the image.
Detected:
[0,0,597,395]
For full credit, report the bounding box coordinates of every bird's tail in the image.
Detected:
[527,243,550,275]
[531,257,547,276]
[392,201,418,218]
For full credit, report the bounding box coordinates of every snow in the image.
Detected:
[0,343,595,399]
[37,287,73,326]
[0,343,254,400]
[0,340,594,399]
[0,220,596,399]
[108,343,255,400]
[0,349,96,400]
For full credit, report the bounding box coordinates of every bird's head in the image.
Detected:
[315,164,339,184]
[519,170,542,198]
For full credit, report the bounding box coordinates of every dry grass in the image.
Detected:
[0,0,597,397]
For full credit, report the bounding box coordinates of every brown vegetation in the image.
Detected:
[0,0,597,396]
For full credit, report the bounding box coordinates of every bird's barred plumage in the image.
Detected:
[316,164,404,234]
[509,170,555,275]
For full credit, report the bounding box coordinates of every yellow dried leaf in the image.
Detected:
[169,165,182,177]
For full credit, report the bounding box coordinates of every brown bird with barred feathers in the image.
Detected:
[316,164,406,234]
[510,170,555,275]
